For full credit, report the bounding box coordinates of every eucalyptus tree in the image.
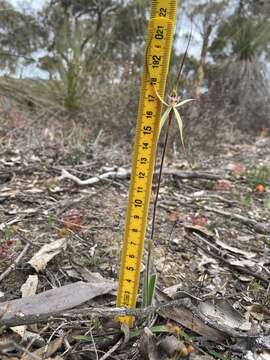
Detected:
[184,0,228,97]
[37,0,149,109]
[0,0,45,74]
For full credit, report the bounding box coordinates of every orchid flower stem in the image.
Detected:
[145,108,173,303]
[151,108,173,241]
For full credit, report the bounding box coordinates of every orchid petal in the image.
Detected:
[153,86,169,107]
[173,107,185,151]
[175,98,196,108]
[158,106,172,137]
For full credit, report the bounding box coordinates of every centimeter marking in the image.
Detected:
[116,0,178,327]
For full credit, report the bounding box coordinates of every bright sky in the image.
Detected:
[10,0,45,11]
[8,0,200,78]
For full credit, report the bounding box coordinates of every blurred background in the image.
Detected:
[0,0,270,157]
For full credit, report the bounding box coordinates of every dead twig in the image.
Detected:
[203,205,269,234]
[11,341,41,360]
[87,326,99,360]
[58,168,129,185]
[58,167,225,186]
[99,338,123,360]
[185,233,269,284]
[0,243,30,283]
[0,296,261,340]
[0,217,22,231]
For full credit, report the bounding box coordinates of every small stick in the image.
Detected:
[0,243,30,282]
[88,326,99,360]
[203,205,269,234]
[99,338,123,360]
[0,298,192,327]
[11,341,41,360]
[58,168,129,185]
[58,167,225,186]
[185,234,269,284]
[0,217,21,231]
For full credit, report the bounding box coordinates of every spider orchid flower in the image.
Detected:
[157,90,195,153]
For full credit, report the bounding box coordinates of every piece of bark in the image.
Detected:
[0,280,116,327]
[158,305,228,344]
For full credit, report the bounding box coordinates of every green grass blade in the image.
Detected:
[147,273,157,306]
[142,269,148,308]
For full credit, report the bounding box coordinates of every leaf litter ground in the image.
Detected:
[0,118,270,359]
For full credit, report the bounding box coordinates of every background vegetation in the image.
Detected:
[0,0,270,152]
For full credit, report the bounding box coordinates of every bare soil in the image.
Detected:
[0,115,270,359]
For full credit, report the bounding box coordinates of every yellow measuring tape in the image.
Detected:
[117,0,178,327]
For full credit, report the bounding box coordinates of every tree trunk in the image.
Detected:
[194,24,212,99]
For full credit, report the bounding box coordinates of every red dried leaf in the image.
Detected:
[0,240,15,259]
[228,163,246,176]
[61,208,83,230]
[191,214,208,227]
[213,179,233,191]
[167,211,186,223]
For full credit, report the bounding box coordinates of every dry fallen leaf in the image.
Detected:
[191,214,208,227]
[213,179,233,191]
[199,300,251,332]
[22,336,63,360]
[0,333,20,354]
[227,163,246,176]
[229,258,264,273]
[21,275,39,297]
[167,211,186,223]
[139,327,162,360]
[61,208,84,230]
[246,304,270,321]
[28,238,67,272]
[215,239,256,259]
[1,280,116,326]
[245,350,270,360]
[11,275,39,339]
[190,355,213,360]
[158,335,194,358]
[158,303,228,343]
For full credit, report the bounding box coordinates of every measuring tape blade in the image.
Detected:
[117,0,178,327]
